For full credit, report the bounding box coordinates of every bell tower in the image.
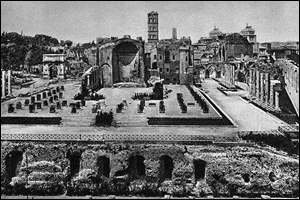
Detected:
[148,11,159,43]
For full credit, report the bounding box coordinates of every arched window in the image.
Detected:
[159,155,173,181]
[165,50,170,63]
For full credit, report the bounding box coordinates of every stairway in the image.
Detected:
[114,114,148,127]
[61,116,95,126]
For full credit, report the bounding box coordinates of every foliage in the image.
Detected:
[1,32,62,70]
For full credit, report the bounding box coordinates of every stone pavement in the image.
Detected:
[200,79,288,131]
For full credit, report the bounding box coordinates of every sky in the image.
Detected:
[1,1,299,44]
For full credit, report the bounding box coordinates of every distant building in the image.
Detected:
[218,33,253,62]
[269,46,297,59]
[148,11,159,43]
[240,24,259,56]
[209,26,223,38]
[84,36,146,91]
[172,28,177,40]
[84,46,98,67]
[42,54,67,79]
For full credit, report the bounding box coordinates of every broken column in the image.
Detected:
[35,102,42,109]
[24,99,30,106]
[29,104,35,113]
[57,101,61,109]
[62,100,68,107]
[16,101,22,109]
[31,96,36,104]
[8,104,15,113]
[49,96,53,103]
[37,94,42,101]
[43,100,49,106]
[48,91,52,97]
[59,92,63,99]
[71,105,77,113]
[50,105,56,113]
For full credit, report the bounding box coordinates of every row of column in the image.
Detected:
[2,70,12,97]
[249,68,280,109]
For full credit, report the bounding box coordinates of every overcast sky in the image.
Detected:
[1,1,299,44]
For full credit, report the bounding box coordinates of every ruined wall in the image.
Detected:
[1,141,299,197]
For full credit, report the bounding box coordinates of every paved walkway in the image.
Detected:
[201,79,288,131]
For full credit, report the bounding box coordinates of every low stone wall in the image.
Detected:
[1,141,299,198]
[1,116,62,124]
[147,117,227,125]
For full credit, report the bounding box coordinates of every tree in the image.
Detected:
[65,40,73,48]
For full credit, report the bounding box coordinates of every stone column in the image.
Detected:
[275,91,280,110]
[7,70,12,96]
[256,70,260,99]
[87,75,90,86]
[264,72,270,104]
[2,71,6,97]
[269,83,274,107]
[249,68,253,96]
[252,68,256,97]
[231,64,235,85]
[260,72,264,102]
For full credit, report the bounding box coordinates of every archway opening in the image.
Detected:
[97,156,110,178]
[69,151,81,177]
[112,41,139,83]
[205,69,210,78]
[194,159,207,181]
[49,65,58,79]
[269,172,277,182]
[152,62,157,69]
[159,155,173,181]
[5,151,23,183]
[128,155,146,180]
[242,174,250,183]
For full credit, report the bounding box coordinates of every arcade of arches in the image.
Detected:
[4,149,209,184]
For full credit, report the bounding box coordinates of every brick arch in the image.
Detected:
[159,155,174,181]
[67,149,82,177]
[5,150,23,183]
[193,159,207,181]
[97,155,110,178]
[128,155,146,180]
[100,63,112,87]
[49,65,58,79]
